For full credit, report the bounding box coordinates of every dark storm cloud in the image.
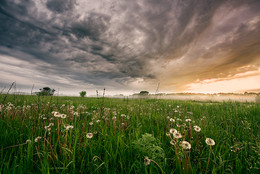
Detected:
[46,0,77,13]
[0,0,260,94]
[70,12,110,40]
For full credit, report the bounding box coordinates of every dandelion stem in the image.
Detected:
[205,146,212,174]
[174,143,182,171]
[150,159,165,174]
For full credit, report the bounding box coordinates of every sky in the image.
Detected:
[0,0,260,96]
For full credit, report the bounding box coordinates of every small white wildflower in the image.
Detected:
[66,125,74,131]
[170,140,177,145]
[96,120,100,123]
[169,128,177,134]
[26,139,31,144]
[34,136,42,143]
[144,156,151,166]
[194,125,201,132]
[166,132,171,137]
[60,114,67,119]
[86,133,93,139]
[173,132,182,139]
[170,118,175,122]
[181,141,191,150]
[121,114,126,117]
[89,122,93,126]
[206,138,215,146]
[185,119,191,122]
[112,116,117,120]
[53,112,60,118]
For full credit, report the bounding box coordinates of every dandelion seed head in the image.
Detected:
[26,139,31,144]
[170,140,177,145]
[169,128,177,134]
[170,118,175,122]
[52,111,58,117]
[185,119,191,122]
[66,125,74,131]
[144,156,151,166]
[173,132,182,139]
[34,136,42,142]
[86,133,93,139]
[206,138,215,146]
[61,114,67,119]
[194,125,201,132]
[181,141,191,149]
[89,122,93,126]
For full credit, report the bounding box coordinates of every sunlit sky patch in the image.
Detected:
[0,0,260,95]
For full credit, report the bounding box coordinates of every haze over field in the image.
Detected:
[0,0,260,95]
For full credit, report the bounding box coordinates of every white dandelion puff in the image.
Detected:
[66,125,74,131]
[34,136,42,143]
[185,119,191,122]
[194,125,201,132]
[170,140,177,145]
[86,133,93,139]
[144,156,151,166]
[112,116,117,120]
[60,114,67,119]
[206,138,215,146]
[173,132,182,139]
[170,118,175,122]
[26,139,31,144]
[169,128,177,134]
[181,141,191,150]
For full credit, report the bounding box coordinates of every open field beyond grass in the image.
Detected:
[0,95,259,173]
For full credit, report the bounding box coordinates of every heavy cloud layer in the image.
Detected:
[0,0,260,94]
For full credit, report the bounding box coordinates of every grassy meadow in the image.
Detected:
[0,94,259,173]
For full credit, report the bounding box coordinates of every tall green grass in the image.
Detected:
[0,94,259,173]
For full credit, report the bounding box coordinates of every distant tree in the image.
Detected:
[139,91,149,95]
[37,87,55,96]
[80,91,87,97]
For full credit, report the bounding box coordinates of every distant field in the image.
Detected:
[0,95,259,173]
